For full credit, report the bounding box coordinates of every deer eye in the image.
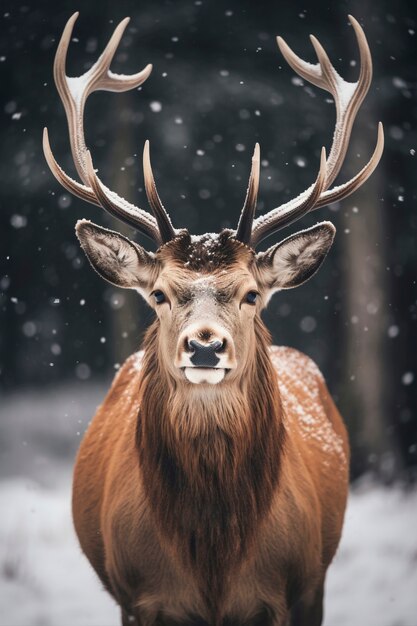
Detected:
[153,290,166,304]
[245,291,259,305]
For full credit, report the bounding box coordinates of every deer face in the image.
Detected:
[150,237,256,385]
[76,223,335,386]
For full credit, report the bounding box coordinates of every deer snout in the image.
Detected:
[175,324,237,378]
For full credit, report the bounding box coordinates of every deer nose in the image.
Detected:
[188,339,224,368]
[175,323,236,372]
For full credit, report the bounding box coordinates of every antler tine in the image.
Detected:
[53,12,152,183]
[88,18,152,92]
[235,143,260,244]
[43,13,170,244]
[43,127,99,206]
[43,127,161,243]
[250,147,327,247]
[250,15,382,246]
[143,141,176,244]
[314,121,384,209]
[84,150,163,244]
[276,35,325,90]
[278,15,372,188]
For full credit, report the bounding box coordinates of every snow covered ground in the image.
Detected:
[324,482,417,626]
[0,385,416,626]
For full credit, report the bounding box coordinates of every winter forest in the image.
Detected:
[0,0,416,624]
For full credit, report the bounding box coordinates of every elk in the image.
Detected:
[43,12,383,626]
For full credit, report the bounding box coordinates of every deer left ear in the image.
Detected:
[255,221,336,297]
[75,219,156,291]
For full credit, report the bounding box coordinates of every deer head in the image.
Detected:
[43,13,383,386]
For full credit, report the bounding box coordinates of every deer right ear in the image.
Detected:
[255,221,336,302]
[75,220,156,291]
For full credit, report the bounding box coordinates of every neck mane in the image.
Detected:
[136,316,285,618]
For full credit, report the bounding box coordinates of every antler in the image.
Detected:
[235,143,261,244]
[237,15,384,247]
[43,12,176,245]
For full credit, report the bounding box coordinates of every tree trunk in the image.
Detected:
[340,5,398,479]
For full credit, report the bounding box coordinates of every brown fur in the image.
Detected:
[157,230,253,272]
[136,318,285,620]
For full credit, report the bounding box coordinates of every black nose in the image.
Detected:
[189,340,223,367]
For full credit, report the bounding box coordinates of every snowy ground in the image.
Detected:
[0,385,416,626]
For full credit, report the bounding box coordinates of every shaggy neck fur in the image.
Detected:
[136,316,285,622]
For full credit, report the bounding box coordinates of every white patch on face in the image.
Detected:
[184,367,226,385]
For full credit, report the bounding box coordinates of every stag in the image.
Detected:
[43,12,383,626]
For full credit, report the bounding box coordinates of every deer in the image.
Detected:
[43,12,383,626]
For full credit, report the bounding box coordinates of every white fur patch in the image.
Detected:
[184,368,226,385]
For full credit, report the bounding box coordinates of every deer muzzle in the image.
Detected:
[175,323,237,384]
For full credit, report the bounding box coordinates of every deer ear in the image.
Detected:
[75,219,156,290]
[256,221,335,299]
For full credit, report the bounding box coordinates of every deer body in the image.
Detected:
[73,342,348,625]
[44,12,382,626]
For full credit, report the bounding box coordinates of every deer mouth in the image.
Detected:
[182,367,229,385]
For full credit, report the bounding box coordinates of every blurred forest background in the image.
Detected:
[0,1,416,625]
[0,0,416,480]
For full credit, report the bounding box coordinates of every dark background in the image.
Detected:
[0,0,416,481]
